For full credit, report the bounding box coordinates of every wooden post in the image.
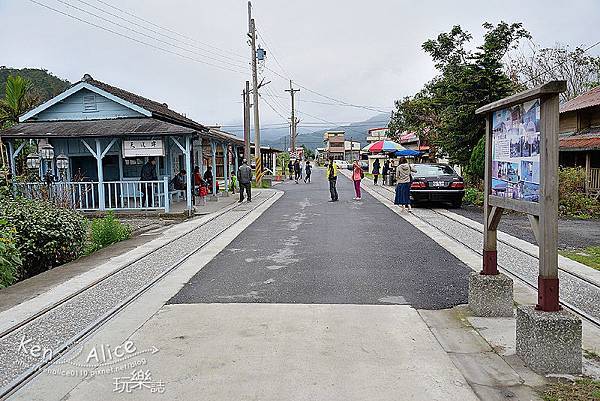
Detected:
[537,94,560,312]
[211,141,217,196]
[222,143,229,194]
[482,115,500,275]
[585,152,591,194]
[185,135,193,213]
[95,139,105,211]
[234,146,239,176]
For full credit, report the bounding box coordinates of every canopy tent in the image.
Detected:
[395,149,423,157]
[362,140,405,153]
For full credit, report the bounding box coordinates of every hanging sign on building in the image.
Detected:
[122,139,165,157]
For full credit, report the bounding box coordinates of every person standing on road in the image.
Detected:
[327,157,338,202]
[394,157,416,211]
[304,160,312,183]
[140,157,158,206]
[238,159,252,202]
[382,159,390,186]
[287,160,294,180]
[352,160,363,200]
[294,159,301,183]
[372,158,381,185]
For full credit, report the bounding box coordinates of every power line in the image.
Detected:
[50,0,249,71]
[92,0,247,61]
[72,0,248,66]
[28,0,248,75]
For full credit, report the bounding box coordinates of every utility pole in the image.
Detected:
[243,80,251,162]
[248,1,262,184]
[285,80,300,158]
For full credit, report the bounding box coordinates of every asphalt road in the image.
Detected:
[169,168,471,309]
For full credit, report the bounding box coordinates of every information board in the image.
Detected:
[122,139,165,157]
[491,99,541,203]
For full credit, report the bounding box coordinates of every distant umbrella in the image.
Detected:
[394,149,422,157]
[362,140,405,153]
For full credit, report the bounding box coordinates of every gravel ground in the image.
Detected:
[365,183,600,324]
[0,191,275,391]
[452,205,600,250]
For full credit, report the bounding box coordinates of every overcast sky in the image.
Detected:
[1,0,599,133]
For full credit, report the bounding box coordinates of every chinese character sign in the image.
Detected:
[122,139,165,157]
[491,99,541,203]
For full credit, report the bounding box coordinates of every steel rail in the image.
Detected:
[0,192,277,400]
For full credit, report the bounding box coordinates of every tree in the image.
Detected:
[301,144,315,160]
[506,44,600,102]
[0,75,39,129]
[389,22,530,167]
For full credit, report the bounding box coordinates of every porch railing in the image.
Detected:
[590,168,600,192]
[13,178,171,212]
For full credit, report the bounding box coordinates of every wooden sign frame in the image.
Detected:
[475,81,566,312]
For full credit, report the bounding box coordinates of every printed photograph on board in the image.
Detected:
[491,99,541,202]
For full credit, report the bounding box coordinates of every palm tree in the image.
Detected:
[0,75,38,128]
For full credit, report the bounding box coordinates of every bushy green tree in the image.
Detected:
[0,75,39,129]
[389,22,530,166]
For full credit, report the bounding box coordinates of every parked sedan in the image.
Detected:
[410,164,465,208]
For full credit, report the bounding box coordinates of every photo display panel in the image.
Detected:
[491,99,541,203]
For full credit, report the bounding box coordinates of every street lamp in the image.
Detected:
[40,143,54,161]
[56,153,69,181]
[26,152,41,171]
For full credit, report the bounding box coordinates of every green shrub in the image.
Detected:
[86,212,131,254]
[0,197,87,279]
[463,187,484,206]
[466,136,485,183]
[0,218,21,288]
[558,167,600,219]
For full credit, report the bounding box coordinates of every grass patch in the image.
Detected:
[560,246,600,271]
[541,378,600,401]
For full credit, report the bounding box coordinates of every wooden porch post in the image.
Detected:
[211,141,217,196]
[222,143,229,194]
[185,135,193,213]
[234,146,239,176]
[482,114,501,275]
[95,139,105,211]
[585,152,591,194]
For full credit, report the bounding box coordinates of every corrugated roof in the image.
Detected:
[560,86,600,113]
[0,118,196,139]
[559,127,600,150]
[83,76,207,132]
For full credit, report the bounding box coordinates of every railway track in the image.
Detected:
[373,182,600,328]
[0,191,278,400]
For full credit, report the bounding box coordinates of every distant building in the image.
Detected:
[344,140,361,162]
[323,131,345,160]
[367,127,389,143]
[559,86,600,194]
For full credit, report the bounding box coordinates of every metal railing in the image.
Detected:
[13,178,170,212]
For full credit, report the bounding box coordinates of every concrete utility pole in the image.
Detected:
[248,1,262,184]
[285,80,300,157]
[243,80,251,162]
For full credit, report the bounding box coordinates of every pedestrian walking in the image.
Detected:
[230,172,238,194]
[372,158,381,185]
[299,159,304,180]
[352,160,363,200]
[238,159,252,202]
[327,157,338,202]
[304,160,312,183]
[203,166,214,194]
[382,160,390,186]
[294,159,301,183]
[193,166,207,206]
[287,160,294,180]
[140,157,158,206]
[394,157,416,211]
